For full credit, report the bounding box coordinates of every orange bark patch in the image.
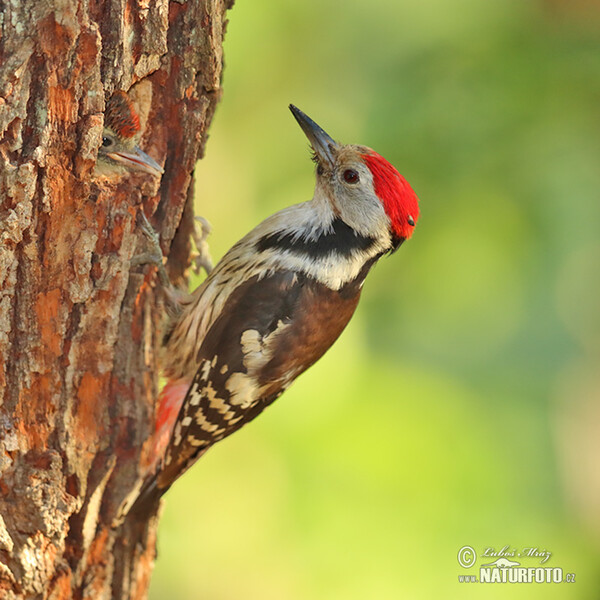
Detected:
[82,527,113,598]
[43,162,79,221]
[48,85,77,124]
[35,288,63,358]
[48,569,73,600]
[76,29,100,74]
[38,14,77,60]
[75,372,108,445]
[108,212,127,252]
[87,526,109,567]
[15,373,55,448]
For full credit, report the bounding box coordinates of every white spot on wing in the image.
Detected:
[188,390,202,406]
[199,359,211,381]
[225,372,257,408]
[240,321,291,373]
[173,422,182,446]
[240,330,262,369]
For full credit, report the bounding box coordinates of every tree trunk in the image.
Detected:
[0,0,233,597]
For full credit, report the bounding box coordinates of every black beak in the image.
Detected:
[289,104,338,168]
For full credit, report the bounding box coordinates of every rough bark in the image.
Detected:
[0,0,233,598]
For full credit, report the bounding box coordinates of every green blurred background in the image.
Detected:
[150,0,600,597]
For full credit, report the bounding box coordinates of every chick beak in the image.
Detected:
[289,104,339,169]
[107,145,164,176]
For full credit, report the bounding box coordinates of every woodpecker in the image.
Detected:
[137,105,420,504]
[96,90,163,177]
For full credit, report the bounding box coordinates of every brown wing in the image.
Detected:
[156,270,362,489]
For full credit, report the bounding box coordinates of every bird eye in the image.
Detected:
[408,215,415,226]
[343,169,359,184]
[102,136,113,147]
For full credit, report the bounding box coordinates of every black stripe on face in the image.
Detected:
[255,217,377,258]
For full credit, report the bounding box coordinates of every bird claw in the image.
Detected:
[132,210,212,293]
[132,212,171,289]
[191,215,213,276]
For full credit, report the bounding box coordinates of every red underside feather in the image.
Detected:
[148,379,189,471]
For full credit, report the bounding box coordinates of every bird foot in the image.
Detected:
[132,211,172,289]
[191,215,213,276]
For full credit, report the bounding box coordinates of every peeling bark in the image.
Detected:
[0,0,233,597]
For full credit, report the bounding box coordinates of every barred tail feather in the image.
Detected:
[126,379,189,517]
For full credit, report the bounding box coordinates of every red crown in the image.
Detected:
[362,150,419,240]
[105,91,140,139]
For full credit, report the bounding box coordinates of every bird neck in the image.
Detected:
[249,199,391,291]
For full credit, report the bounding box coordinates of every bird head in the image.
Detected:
[289,104,419,248]
[96,91,164,177]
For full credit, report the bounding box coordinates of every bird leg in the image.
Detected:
[131,211,213,312]
[131,211,191,315]
[191,215,213,276]
[134,211,213,279]
[131,211,172,289]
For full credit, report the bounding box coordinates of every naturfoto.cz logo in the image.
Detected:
[457,545,576,584]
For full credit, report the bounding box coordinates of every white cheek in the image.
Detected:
[335,185,389,238]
